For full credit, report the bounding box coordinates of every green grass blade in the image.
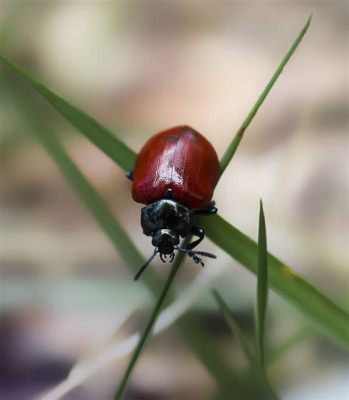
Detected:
[212,290,279,400]
[219,14,312,174]
[212,290,255,367]
[114,253,184,399]
[0,55,135,172]
[201,214,349,347]
[256,200,268,368]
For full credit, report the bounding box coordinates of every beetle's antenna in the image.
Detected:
[134,249,158,281]
[175,247,216,266]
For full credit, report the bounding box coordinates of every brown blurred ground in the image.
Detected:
[0,1,348,399]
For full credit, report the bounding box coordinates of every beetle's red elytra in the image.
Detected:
[132,125,220,209]
[128,125,219,280]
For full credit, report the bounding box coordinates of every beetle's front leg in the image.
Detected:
[186,226,205,250]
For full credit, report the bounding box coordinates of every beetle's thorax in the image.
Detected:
[141,199,194,239]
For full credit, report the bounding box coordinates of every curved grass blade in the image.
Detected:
[256,200,268,368]
[219,14,312,175]
[114,252,184,400]
[213,290,279,400]
[201,214,349,347]
[213,290,255,366]
[0,55,135,172]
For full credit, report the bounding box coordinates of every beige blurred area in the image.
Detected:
[0,1,348,399]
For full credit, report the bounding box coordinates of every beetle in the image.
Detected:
[128,125,220,280]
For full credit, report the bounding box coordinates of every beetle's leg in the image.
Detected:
[194,201,217,215]
[126,170,134,181]
[175,227,216,267]
[186,226,205,250]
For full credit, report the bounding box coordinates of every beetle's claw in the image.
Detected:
[193,254,205,267]
[187,252,205,267]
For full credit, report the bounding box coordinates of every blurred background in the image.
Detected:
[0,1,348,399]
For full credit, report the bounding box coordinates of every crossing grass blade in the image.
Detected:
[256,200,268,368]
[212,290,255,367]
[219,14,312,175]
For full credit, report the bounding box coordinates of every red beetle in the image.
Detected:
[128,125,220,280]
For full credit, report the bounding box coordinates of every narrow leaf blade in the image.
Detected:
[0,55,135,172]
[219,14,312,174]
[256,200,269,368]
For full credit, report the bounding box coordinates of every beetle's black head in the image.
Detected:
[152,228,179,259]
